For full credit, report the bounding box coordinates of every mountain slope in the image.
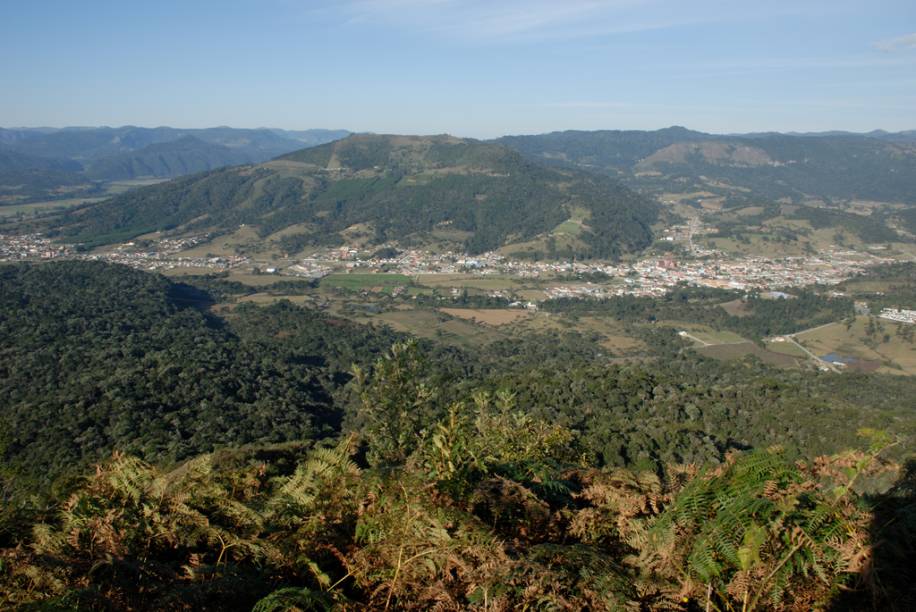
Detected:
[498,128,916,204]
[0,148,88,202]
[47,134,659,258]
[83,135,253,180]
[498,126,710,173]
[0,148,82,174]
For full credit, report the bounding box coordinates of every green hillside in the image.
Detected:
[44,134,659,257]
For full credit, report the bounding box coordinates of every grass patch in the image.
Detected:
[321,273,413,291]
[416,274,521,291]
[697,342,801,368]
[765,340,810,358]
[794,317,916,375]
[439,308,531,326]
[363,309,499,348]
[689,329,748,345]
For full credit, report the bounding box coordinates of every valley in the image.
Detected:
[1,126,915,611]
[4,2,916,607]
[2,128,914,382]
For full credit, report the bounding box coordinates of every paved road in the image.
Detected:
[788,321,839,338]
[679,331,710,346]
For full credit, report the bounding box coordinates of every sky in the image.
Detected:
[1,0,915,137]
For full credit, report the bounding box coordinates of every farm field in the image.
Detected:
[794,317,916,375]
[719,299,751,317]
[687,329,748,345]
[765,339,811,358]
[321,273,413,291]
[360,309,499,347]
[659,321,805,367]
[416,274,523,291]
[564,316,647,353]
[439,307,531,326]
[237,293,314,306]
[697,342,803,368]
[103,178,169,194]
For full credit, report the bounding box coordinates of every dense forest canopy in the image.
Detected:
[1,261,912,479]
[0,261,403,486]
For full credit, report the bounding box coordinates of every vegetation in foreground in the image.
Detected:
[0,343,913,610]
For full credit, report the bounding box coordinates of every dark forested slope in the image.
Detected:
[0,261,400,484]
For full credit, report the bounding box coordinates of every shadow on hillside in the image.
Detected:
[167,282,215,310]
[829,459,916,611]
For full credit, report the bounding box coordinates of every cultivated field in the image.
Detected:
[794,317,916,375]
[416,274,522,291]
[697,342,802,367]
[439,307,531,326]
[360,309,499,347]
[321,273,413,291]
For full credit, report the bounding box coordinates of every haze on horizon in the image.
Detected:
[1,0,915,138]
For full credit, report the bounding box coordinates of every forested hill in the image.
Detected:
[44,134,660,257]
[497,127,916,204]
[0,261,402,485]
[0,148,87,195]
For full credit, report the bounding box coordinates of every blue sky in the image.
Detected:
[1,0,915,136]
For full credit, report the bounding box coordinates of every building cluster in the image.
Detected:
[78,251,250,272]
[297,243,894,300]
[0,233,248,271]
[0,233,74,260]
[879,308,916,324]
[0,232,904,302]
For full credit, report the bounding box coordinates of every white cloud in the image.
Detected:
[875,32,916,52]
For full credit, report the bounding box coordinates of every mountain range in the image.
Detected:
[497,126,916,205]
[0,126,350,200]
[7,125,916,257]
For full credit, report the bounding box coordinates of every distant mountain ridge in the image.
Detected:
[83,136,253,180]
[0,126,350,162]
[44,133,658,258]
[0,126,350,183]
[496,127,916,204]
